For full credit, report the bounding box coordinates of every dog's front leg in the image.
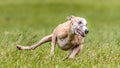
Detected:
[63,45,82,60]
[68,44,83,58]
[62,49,73,61]
[50,36,57,57]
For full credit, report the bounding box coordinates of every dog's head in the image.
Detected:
[67,16,89,37]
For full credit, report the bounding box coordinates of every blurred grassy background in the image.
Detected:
[0,0,120,68]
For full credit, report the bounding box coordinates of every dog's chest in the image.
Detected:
[57,35,83,50]
[71,35,82,45]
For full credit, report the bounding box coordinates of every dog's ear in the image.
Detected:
[67,15,75,20]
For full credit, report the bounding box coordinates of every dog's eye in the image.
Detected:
[78,21,82,24]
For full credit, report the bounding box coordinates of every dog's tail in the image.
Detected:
[16,34,53,50]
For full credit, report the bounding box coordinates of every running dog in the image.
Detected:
[17,16,89,60]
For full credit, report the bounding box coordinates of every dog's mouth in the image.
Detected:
[77,29,85,37]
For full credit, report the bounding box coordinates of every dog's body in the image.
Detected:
[17,16,89,60]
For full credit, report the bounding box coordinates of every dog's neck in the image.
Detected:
[68,21,76,41]
[68,32,75,41]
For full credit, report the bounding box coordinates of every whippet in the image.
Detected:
[17,16,89,60]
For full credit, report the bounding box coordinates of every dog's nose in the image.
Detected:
[85,30,89,34]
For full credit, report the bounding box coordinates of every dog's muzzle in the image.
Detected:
[76,29,89,37]
[85,29,89,34]
[77,29,85,37]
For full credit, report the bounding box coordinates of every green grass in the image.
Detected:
[0,0,120,68]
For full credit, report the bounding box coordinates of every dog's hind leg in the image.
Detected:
[50,35,57,57]
[16,34,53,50]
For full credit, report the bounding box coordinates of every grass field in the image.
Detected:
[0,0,120,68]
